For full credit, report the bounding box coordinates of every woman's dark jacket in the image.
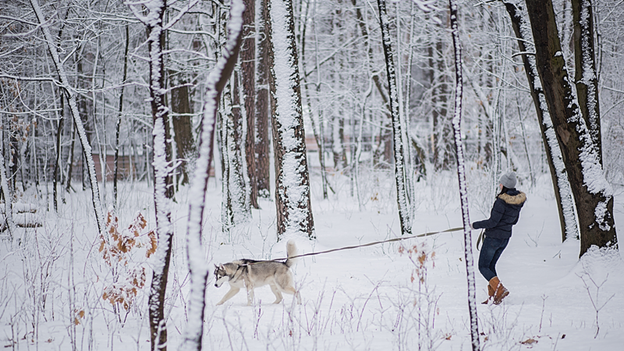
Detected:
[473,189,526,239]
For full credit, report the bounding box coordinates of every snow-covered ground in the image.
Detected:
[1,170,623,350]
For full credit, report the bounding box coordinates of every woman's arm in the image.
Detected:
[473,199,505,229]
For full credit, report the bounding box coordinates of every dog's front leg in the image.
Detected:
[246,285,255,306]
[216,287,240,305]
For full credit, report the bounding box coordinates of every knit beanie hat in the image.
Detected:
[499,172,517,189]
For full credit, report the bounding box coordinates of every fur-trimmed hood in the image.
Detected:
[498,191,527,206]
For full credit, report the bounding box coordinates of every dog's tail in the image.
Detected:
[285,240,298,267]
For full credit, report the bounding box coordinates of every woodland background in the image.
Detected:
[0,0,623,350]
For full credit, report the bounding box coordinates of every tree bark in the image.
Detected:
[54,93,64,212]
[0,117,16,237]
[129,0,175,349]
[255,0,272,199]
[525,0,617,256]
[241,0,260,209]
[448,2,480,349]
[222,69,250,233]
[377,0,411,235]
[114,25,130,210]
[181,2,244,349]
[501,0,579,242]
[573,0,602,161]
[269,0,315,239]
[170,74,195,187]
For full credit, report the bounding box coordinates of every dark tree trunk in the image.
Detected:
[66,121,76,193]
[76,58,93,191]
[525,0,617,256]
[572,0,602,162]
[241,0,259,209]
[331,116,348,170]
[255,0,272,199]
[114,25,130,210]
[170,74,195,187]
[432,37,454,171]
[54,93,64,212]
[502,0,579,242]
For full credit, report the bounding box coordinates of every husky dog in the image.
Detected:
[214,240,302,306]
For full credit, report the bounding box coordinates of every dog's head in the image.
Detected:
[214,264,229,288]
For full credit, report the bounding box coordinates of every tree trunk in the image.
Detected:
[255,0,272,199]
[377,0,411,235]
[181,2,244,349]
[30,0,104,234]
[448,2,480,349]
[573,0,602,161]
[129,0,175,349]
[114,25,130,210]
[76,58,92,191]
[66,121,76,193]
[222,70,250,233]
[241,0,259,209]
[432,35,454,171]
[170,73,195,187]
[269,0,315,239]
[525,0,617,256]
[54,92,64,212]
[0,117,16,238]
[501,0,579,242]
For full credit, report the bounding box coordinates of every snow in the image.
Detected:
[270,0,314,238]
[2,173,622,350]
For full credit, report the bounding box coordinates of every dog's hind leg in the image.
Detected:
[270,284,283,304]
[281,285,301,305]
[217,287,240,305]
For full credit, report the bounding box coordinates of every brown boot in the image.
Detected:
[482,284,495,304]
[489,277,509,304]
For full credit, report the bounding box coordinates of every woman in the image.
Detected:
[472,172,526,304]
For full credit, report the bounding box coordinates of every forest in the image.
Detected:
[1,0,623,350]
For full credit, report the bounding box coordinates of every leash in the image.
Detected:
[270,226,465,262]
[476,229,485,251]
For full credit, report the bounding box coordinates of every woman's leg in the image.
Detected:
[478,237,509,281]
[478,237,498,281]
[488,238,509,278]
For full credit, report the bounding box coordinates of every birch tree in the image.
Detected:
[525,0,618,256]
[448,1,480,349]
[270,0,315,239]
[182,1,244,349]
[377,0,412,235]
